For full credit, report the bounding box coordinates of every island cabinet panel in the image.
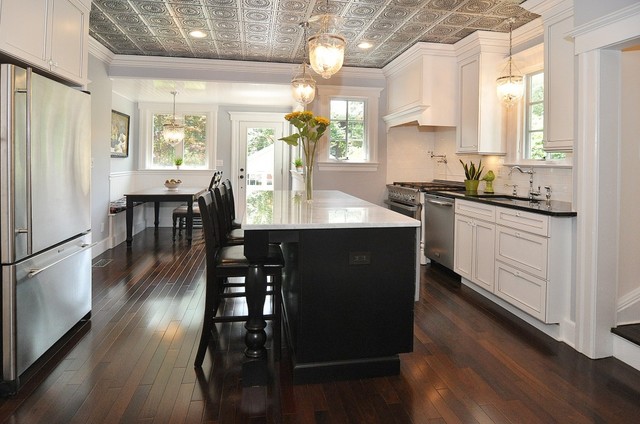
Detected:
[281,227,416,384]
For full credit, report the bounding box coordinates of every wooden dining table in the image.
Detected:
[125,186,206,247]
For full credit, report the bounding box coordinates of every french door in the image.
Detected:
[229,112,290,220]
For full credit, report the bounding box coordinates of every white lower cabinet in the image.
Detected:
[495,261,548,322]
[454,200,495,292]
[454,200,574,324]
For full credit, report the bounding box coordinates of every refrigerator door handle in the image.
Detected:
[27,243,92,278]
[24,68,33,255]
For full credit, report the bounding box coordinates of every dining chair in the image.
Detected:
[172,171,223,240]
[194,190,284,367]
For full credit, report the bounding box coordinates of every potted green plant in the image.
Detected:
[174,158,183,169]
[459,159,484,192]
[293,157,304,172]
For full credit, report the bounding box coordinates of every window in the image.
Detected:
[316,86,382,171]
[523,71,565,161]
[329,99,365,161]
[139,103,217,170]
[152,113,207,167]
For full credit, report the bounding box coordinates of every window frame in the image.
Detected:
[138,102,218,170]
[316,86,382,171]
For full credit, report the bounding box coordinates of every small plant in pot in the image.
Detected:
[459,159,484,192]
[293,157,304,172]
[174,158,183,169]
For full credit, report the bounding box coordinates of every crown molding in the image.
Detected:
[570,3,640,53]
[382,42,456,77]
[89,37,115,64]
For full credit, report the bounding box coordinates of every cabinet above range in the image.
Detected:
[382,43,458,131]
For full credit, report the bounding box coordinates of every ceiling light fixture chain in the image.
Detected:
[496,17,524,107]
[163,90,185,145]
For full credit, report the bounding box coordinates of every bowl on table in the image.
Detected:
[164,179,182,190]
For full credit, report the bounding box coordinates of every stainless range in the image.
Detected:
[385,181,465,266]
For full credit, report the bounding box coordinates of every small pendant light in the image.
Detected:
[163,91,185,144]
[496,19,524,107]
[307,1,345,79]
[291,22,316,105]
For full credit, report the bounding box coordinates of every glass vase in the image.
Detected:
[304,163,314,202]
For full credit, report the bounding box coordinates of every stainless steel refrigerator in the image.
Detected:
[0,64,92,395]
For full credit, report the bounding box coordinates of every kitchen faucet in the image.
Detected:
[509,166,541,200]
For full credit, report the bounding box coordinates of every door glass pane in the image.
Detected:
[246,127,275,203]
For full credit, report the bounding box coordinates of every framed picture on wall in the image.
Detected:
[110,110,130,158]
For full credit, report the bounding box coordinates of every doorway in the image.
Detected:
[229,112,290,219]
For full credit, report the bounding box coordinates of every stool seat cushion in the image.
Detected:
[216,244,284,268]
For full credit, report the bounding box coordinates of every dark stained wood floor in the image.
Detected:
[1,227,640,423]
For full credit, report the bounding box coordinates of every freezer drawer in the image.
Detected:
[2,234,91,387]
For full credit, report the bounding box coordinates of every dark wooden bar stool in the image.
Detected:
[214,185,244,246]
[194,191,284,367]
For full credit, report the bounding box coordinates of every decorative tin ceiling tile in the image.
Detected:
[89,0,537,68]
[206,7,238,20]
[458,0,500,15]
[170,5,206,18]
[472,16,504,29]
[426,0,466,12]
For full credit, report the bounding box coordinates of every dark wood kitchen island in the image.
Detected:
[243,190,419,383]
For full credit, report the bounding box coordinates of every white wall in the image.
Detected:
[574,0,639,26]
[617,48,640,324]
[88,55,114,255]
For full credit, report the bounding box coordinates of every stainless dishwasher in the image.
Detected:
[423,193,456,271]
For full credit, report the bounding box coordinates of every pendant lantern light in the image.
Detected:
[496,19,524,107]
[307,1,345,79]
[163,91,185,144]
[291,22,316,105]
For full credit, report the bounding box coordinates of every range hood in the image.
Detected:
[383,106,435,129]
[382,43,458,132]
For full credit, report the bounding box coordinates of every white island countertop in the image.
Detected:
[243,190,419,230]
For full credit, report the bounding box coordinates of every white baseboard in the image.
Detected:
[91,237,111,258]
[613,334,640,372]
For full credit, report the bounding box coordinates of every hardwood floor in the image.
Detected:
[1,227,639,423]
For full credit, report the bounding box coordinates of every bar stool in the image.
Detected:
[194,191,284,367]
[222,179,242,229]
[213,186,244,246]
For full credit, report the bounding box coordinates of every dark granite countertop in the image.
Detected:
[426,190,577,217]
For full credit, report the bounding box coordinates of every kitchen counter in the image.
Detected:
[430,190,577,217]
[244,190,420,229]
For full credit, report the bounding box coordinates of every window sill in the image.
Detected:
[317,161,379,172]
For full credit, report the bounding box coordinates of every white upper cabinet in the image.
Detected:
[524,0,575,152]
[543,6,574,152]
[382,43,458,130]
[454,32,509,155]
[0,0,90,85]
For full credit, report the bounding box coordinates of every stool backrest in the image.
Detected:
[197,191,224,252]
[222,179,236,220]
[210,170,223,190]
[213,186,234,239]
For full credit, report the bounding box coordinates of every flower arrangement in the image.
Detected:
[279,111,330,200]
